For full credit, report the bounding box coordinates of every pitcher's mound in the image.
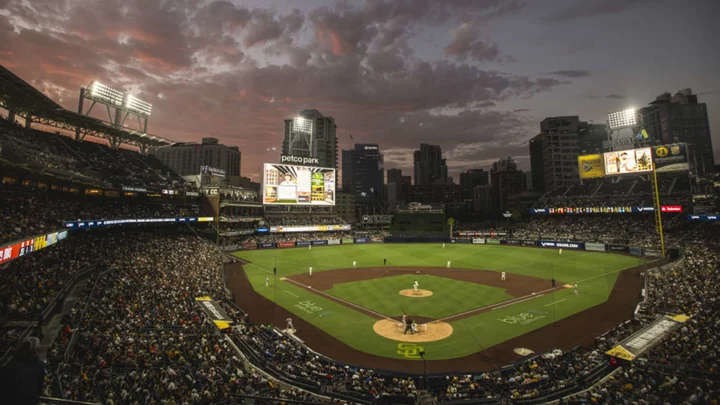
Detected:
[373,319,453,342]
[399,289,433,297]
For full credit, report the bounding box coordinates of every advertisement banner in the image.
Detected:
[472,238,485,244]
[523,240,537,246]
[486,239,501,245]
[328,239,341,245]
[604,147,653,175]
[355,238,370,244]
[312,240,328,246]
[262,163,336,206]
[241,242,257,250]
[606,316,686,361]
[578,154,605,179]
[687,215,719,221]
[608,244,629,253]
[371,237,384,243]
[660,205,683,213]
[0,229,69,265]
[585,242,606,252]
[259,242,277,249]
[629,246,644,256]
[455,238,472,244]
[278,241,296,248]
[296,241,311,247]
[341,238,355,244]
[653,143,689,172]
[194,297,234,330]
[506,239,521,245]
[540,241,584,249]
[644,248,662,257]
[256,227,269,233]
[269,224,351,233]
[64,217,214,228]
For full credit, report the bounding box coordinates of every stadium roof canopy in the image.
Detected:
[0,65,175,151]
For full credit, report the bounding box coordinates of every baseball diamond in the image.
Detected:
[230,243,649,372]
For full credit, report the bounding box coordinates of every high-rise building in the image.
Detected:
[282,109,338,169]
[524,171,533,192]
[639,89,715,175]
[459,169,489,200]
[386,168,411,210]
[413,144,448,185]
[529,116,607,192]
[491,157,527,213]
[341,144,384,211]
[152,137,242,185]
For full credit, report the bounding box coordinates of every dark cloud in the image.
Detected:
[549,70,591,78]
[541,0,650,22]
[586,94,624,99]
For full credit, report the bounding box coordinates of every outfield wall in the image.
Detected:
[235,236,665,258]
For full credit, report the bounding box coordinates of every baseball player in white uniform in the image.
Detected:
[265,277,269,287]
[559,248,563,255]
[286,317,295,331]
[501,271,506,281]
[309,244,312,250]
[353,260,357,268]
[442,243,445,248]
[413,280,419,292]
[574,282,578,295]
[447,260,451,269]
[309,266,313,276]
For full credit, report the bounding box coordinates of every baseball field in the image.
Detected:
[230,243,645,369]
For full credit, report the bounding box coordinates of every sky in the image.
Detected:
[1,0,718,182]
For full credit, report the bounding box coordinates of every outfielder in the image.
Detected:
[309,245,312,250]
[574,282,578,296]
[501,271,506,281]
[309,266,313,276]
[559,248,563,255]
[442,243,445,248]
[265,277,269,287]
[353,260,357,268]
[413,280,419,292]
[447,260,451,269]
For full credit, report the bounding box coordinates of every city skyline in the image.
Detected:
[0,0,718,182]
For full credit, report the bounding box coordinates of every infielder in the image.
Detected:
[411,321,418,334]
[413,280,419,292]
[265,277,269,287]
[574,282,578,296]
[551,278,556,288]
[309,266,313,276]
[353,260,357,268]
[447,260,451,269]
[501,271,506,281]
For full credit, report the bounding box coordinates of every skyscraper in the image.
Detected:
[529,116,607,192]
[413,144,448,185]
[639,89,715,175]
[491,157,527,213]
[459,169,489,200]
[282,109,338,169]
[342,144,384,212]
[152,137,242,185]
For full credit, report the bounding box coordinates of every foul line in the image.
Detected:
[282,277,396,322]
[491,294,545,311]
[545,299,566,307]
[283,290,299,298]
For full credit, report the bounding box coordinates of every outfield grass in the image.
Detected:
[326,274,512,319]
[234,244,644,360]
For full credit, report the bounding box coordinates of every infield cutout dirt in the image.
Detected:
[399,289,433,297]
[373,319,453,342]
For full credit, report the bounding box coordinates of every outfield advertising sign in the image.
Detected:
[296,241,311,247]
[523,240,537,246]
[341,238,355,244]
[687,215,719,221]
[585,242,606,252]
[486,239,501,245]
[506,239,521,245]
[372,237,384,243]
[259,242,276,249]
[608,244,629,253]
[277,242,295,248]
[241,242,257,250]
[472,238,485,244]
[355,238,370,244]
[454,239,472,244]
[539,241,584,249]
[629,246,644,256]
[312,240,328,246]
[644,248,662,257]
[328,239,341,245]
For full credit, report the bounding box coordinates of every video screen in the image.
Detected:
[603,147,652,175]
[262,163,335,205]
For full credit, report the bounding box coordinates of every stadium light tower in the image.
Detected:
[75,81,153,140]
[606,108,642,152]
[288,116,313,157]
